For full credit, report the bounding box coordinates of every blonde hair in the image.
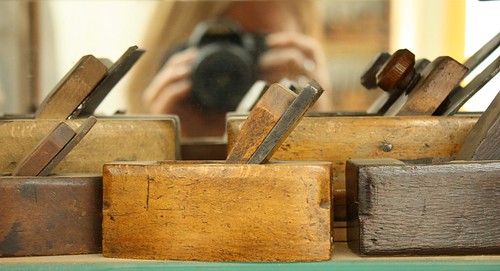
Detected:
[126,0,324,113]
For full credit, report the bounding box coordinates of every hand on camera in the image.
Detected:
[142,31,332,137]
[259,31,333,111]
[143,48,226,137]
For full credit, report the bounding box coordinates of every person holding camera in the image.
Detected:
[127,0,334,138]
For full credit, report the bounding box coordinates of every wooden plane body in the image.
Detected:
[0,174,102,256]
[0,117,179,174]
[227,114,479,223]
[102,160,332,262]
[345,158,500,256]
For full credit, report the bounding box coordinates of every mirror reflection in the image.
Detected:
[0,0,498,139]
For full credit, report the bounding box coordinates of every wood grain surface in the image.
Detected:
[226,83,297,164]
[247,80,323,164]
[103,161,332,261]
[76,46,145,118]
[437,56,500,116]
[0,117,179,174]
[385,56,468,116]
[38,117,97,176]
[35,55,107,119]
[11,122,75,176]
[0,175,102,256]
[456,91,500,160]
[227,115,478,223]
[346,158,500,256]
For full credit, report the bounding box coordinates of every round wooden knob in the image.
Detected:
[376,49,415,92]
[360,52,391,89]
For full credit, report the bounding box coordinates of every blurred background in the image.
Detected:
[0,0,498,116]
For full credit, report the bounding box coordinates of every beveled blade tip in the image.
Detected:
[305,80,324,96]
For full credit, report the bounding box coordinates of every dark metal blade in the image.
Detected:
[463,31,499,74]
[434,32,499,115]
[439,55,499,116]
[247,80,324,164]
[71,46,145,118]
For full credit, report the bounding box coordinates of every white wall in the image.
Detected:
[0,1,31,114]
[461,0,499,112]
[42,0,499,114]
[390,0,447,60]
[41,1,156,115]
[390,0,499,112]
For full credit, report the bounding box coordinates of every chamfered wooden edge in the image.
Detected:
[345,158,405,254]
[75,46,145,118]
[226,83,297,164]
[11,122,76,176]
[38,117,97,176]
[438,56,500,116]
[35,55,108,120]
[247,80,324,164]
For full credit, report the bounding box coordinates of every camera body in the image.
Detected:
[189,19,267,112]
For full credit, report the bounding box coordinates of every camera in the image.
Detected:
[188,19,267,112]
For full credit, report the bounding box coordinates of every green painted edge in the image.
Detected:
[1,260,500,271]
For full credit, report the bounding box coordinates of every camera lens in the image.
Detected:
[191,43,255,112]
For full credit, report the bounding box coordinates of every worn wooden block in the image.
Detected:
[11,122,75,176]
[102,161,332,261]
[226,83,296,164]
[346,158,500,256]
[35,55,107,119]
[0,175,102,256]
[434,32,499,116]
[0,117,179,174]
[456,91,500,160]
[75,46,145,118]
[38,117,97,176]
[385,56,468,116]
[437,56,499,116]
[227,114,479,223]
[247,80,323,164]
